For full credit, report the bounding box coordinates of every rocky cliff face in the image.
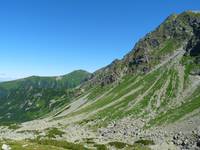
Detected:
[85,11,200,88]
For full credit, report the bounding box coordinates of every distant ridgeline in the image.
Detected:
[0,70,90,124]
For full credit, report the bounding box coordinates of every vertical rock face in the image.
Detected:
[185,12,200,57]
[84,11,200,87]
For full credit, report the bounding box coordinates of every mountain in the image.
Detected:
[0,11,200,150]
[0,70,90,123]
[84,11,200,88]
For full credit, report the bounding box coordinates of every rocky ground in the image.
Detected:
[0,109,199,150]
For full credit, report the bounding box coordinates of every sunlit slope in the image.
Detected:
[0,70,90,123]
[54,11,200,129]
[58,48,200,129]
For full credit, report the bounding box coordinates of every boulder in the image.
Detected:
[2,144,11,150]
[197,139,200,147]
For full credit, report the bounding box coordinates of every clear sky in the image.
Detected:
[0,0,199,80]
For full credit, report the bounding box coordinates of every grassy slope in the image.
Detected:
[60,50,200,130]
[0,70,90,124]
[0,70,90,90]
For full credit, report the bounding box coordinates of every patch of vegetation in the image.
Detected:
[181,55,200,87]
[108,141,151,150]
[135,139,155,145]
[83,138,95,144]
[31,139,90,150]
[108,141,127,149]
[7,123,21,130]
[148,86,200,127]
[16,130,40,135]
[0,140,64,150]
[67,75,139,118]
[94,144,108,150]
[87,84,111,100]
[76,67,167,128]
[46,128,65,138]
[150,39,179,61]
[158,67,179,109]
[160,40,178,54]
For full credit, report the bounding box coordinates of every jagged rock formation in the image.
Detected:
[84,11,200,88]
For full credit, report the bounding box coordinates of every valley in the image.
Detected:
[0,11,200,150]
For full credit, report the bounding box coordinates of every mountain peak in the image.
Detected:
[68,69,90,74]
[84,11,200,88]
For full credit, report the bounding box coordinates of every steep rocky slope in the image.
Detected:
[0,11,200,150]
[84,11,200,88]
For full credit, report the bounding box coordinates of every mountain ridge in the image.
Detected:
[0,11,200,150]
[0,70,90,123]
[82,11,200,91]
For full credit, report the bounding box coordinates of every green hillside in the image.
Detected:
[0,70,90,123]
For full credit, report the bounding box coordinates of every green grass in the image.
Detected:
[76,59,198,130]
[0,139,151,150]
[78,67,168,128]
[135,140,155,146]
[181,55,200,88]
[94,144,108,150]
[46,128,65,139]
[66,75,140,118]
[160,40,177,54]
[108,141,151,150]
[0,140,65,150]
[150,39,179,64]
[159,68,179,109]
[108,141,127,149]
[57,53,200,132]
[7,123,21,130]
[148,86,200,127]
[87,84,112,100]
[125,67,169,116]
[0,70,90,124]
[72,66,170,128]
[31,139,90,150]
[65,56,200,131]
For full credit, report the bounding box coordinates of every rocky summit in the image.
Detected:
[0,11,200,150]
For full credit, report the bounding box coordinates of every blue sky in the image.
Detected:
[0,0,199,80]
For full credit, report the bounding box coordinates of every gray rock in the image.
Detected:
[197,139,200,147]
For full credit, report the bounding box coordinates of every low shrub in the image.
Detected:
[46,128,65,138]
[135,139,155,145]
